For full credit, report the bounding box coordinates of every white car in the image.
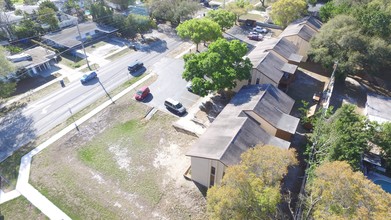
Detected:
[253,26,268,34]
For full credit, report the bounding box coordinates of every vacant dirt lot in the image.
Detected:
[29,93,206,219]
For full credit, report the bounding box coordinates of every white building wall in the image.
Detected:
[191,157,226,188]
[250,68,278,86]
[283,36,310,61]
[245,110,277,136]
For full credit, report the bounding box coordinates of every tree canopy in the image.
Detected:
[207,145,298,219]
[206,9,236,31]
[37,6,59,31]
[305,161,391,219]
[90,3,114,25]
[310,14,391,78]
[371,122,391,172]
[0,46,16,98]
[176,18,222,51]
[38,0,58,12]
[108,0,133,10]
[225,0,253,22]
[147,0,200,25]
[182,38,252,96]
[270,0,307,27]
[312,0,391,78]
[309,104,370,170]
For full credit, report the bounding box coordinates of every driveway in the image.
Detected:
[148,57,200,115]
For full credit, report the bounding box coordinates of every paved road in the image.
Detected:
[0,34,190,162]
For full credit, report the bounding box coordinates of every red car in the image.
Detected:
[134,86,150,101]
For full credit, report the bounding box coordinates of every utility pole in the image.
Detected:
[75,19,91,70]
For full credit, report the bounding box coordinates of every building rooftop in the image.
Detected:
[187,84,299,166]
[279,22,318,42]
[12,46,56,69]
[254,38,303,63]
[42,22,118,48]
[247,51,298,83]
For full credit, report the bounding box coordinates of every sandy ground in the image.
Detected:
[29,93,207,219]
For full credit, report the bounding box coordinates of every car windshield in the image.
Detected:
[175,103,183,108]
[136,90,143,95]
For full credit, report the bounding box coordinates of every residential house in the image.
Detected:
[279,16,322,61]
[246,51,298,91]
[7,46,57,77]
[42,22,118,49]
[365,93,391,124]
[187,84,300,188]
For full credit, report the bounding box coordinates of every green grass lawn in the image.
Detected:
[0,197,48,220]
[0,142,37,192]
[59,53,87,69]
[106,48,133,61]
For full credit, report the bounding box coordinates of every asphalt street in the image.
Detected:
[0,34,194,162]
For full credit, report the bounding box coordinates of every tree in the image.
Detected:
[270,0,307,27]
[147,0,200,25]
[176,18,222,51]
[13,19,41,39]
[207,145,298,219]
[305,161,391,220]
[38,0,58,12]
[37,7,59,31]
[0,81,16,98]
[206,9,236,31]
[182,38,252,96]
[372,122,391,172]
[0,46,16,77]
[129,14,155,38]
[4,0,15,11]
[225,0,253,22]
[319,1,350,22]
[63,0,87,22]
[309,104,370,170]
[0,46,16,98]
[108,0,134,10]
[309,14,391,78]
[90,3,114,25]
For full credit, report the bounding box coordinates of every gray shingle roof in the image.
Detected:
[279,21,318,42]
[12,46,56,69]
[254,38,303,62]
[186,84,298,166]
[247,51,298,84]
[291,16,323,31]
[42,22,118,48]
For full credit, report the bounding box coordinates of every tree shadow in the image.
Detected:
[0,105,36,163]
[138,39,169,53]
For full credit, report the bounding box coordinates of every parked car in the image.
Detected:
[134,86,150,101]
[253,26,268,34]
[164,98,186,115]
[80,71,97,84]
[128,61,144,73]
[247,32,263,41]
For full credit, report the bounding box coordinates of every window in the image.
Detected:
[210,166,216,187]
